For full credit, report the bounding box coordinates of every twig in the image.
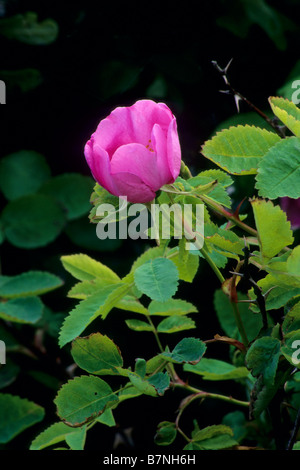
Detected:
[212,59,286,138]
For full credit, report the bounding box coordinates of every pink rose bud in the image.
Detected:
[84,99,181,203]
[280,197,300,230]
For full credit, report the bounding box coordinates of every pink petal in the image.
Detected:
[151,123,173,183]
[110,143,162,190]
[113,172,156,203]
[84,139,120,195]
[167,118,181,181]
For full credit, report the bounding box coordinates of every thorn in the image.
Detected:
[219,89,231,94]
[263,286,277,300]
[234,94,242,113]
[229,271,244,277]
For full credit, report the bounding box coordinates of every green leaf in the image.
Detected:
[0,12,59,45]
[0,359,20,389]
[185,433,238,450]
[255,137,300,199]
[0,150,51,200]
[0,271,62,298]
[2,194,66,249]
[127,373,157,397]
[160,337,206,364]
[0,296,43,324]
[148,298,198,317]
[184,358,249,381]
[125,319,154,332]
[269,97,300,137]
[170,239,199,282]
[30,422,85,450]
[147,372,170,396]
[58,283,130,347]
[246,336,281,385]
[61,254,120,283]
[157,315,196,333]
[201,125,280,175]
[54,375,118,427]
[71,333,124,375]
[96,408,116,427]
[188,169,233,207]
[65,426,87,450]
[134,258,179,301]
[154,421,177,446]
[0,393,44,444]
[39,174,94,220]
[248,274,300,312]
[251,199,294,260]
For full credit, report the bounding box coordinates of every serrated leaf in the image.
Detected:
[251,199,294,259]
[157,315,196,333]
[127,373,157,397]
[192,424,234,441]
[0,271,62,298]
[71,333,124,375]
[201,125,280,175]
[148,298,197,316]
[269,96,300,136]
[0,394,44,443]
[30,422,85,450]
[256,137,300,199]
[134,258,179,302]
[58,283,131,347]
[184,358,249,381]
[246,336,281,385]
[160,337,206,364]
[0,296,43,323]
[61,254,120,282]
[54,375,118,426]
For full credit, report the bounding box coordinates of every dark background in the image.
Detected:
[1,0,300,451]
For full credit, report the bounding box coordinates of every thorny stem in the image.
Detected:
[212,59,286,138]
[199,194,258,238]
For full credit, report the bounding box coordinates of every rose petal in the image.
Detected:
[167,118,181,180]
[110,143,162,190]
[84,140,120,195]
[151,123,173,183]
[113,172,156,203]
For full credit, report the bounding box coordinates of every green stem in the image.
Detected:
[173,382,249,408]
[145,313,178,381]
[231,301,249,347]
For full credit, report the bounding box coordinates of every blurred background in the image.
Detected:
[0,0,300,451]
